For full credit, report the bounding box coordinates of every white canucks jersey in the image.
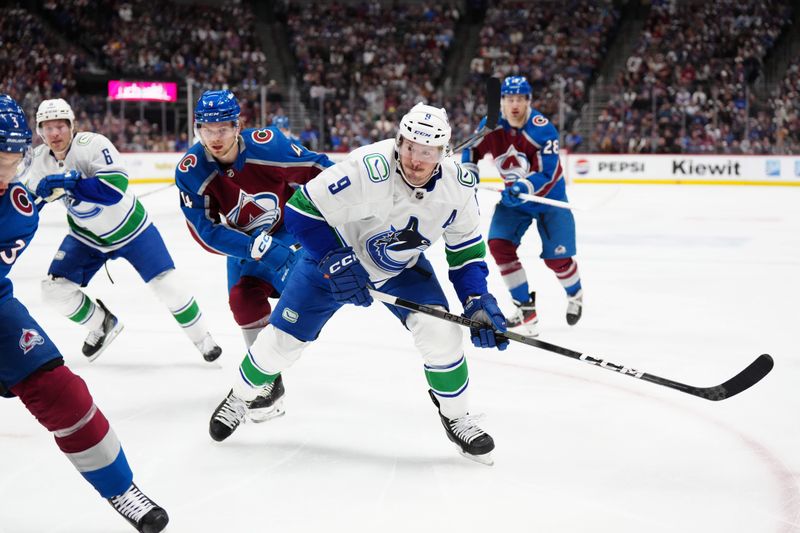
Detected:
[27,132,149,251]
[301,139,486,287]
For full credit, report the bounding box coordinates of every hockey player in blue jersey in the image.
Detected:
[462,76,583,336]
[175,90,332,420]
[0,95,168,532]
[272,114,300,143]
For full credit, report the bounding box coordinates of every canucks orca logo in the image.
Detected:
[226,189,281,232]
[366,217,431,274]
[494,144,531,184]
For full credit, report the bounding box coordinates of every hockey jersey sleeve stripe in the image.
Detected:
[72,176,124,205]
[286,186,324,220]
[445,240,486,269]
[94,171,129,192]
[448,262,489,304]
[445,235,483,251]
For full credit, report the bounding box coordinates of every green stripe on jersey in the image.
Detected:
[240,353,280,387]
[67,199,147,247]
[97,172,129,192]
[173,299,200,326]
[287,188,322,217]
[425,357,469,394]
[445,241,486,269]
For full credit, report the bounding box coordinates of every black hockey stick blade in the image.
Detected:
[485,77,501,129]
[682,353,774,401]
[368,290,775,402]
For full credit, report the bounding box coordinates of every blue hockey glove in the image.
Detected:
[463,293,509,350]
[318,247,373,307]
[248,228,295,271]
[35,169,80,202]
[500,180,532,208]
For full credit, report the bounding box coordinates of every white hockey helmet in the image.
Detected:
[36,98,75,129]
[396,103,451,150]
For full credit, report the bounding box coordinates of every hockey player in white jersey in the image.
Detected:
[209,103,508,465]
[26,98,222,362]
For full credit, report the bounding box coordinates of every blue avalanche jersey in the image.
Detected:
[0,183,38,302]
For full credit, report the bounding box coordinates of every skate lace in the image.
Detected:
[449,413,487,443]
[215,395,247,428]
[85,327,103,347]
[110,485,155,524]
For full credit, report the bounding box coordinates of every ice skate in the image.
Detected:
[247,374,286,423]
[429,390,494,466]
[195,333,222,362]
[82,299,124,362]
[506,291,539,337]
[209,389,247,442]
[566,289,583,326]
[108,483,169,533]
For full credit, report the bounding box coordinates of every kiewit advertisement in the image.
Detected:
[563,154,800,185]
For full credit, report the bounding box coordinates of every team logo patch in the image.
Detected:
[10,186,34,216]
[494,145,531,183]
[554,245,567,255]
[532,115,549,127]
[366,217,431,274]
[226,190,281,232]
[281,308,299,323]
[178,154,198,173]
[19,328,44,354]
[251,129,273,144]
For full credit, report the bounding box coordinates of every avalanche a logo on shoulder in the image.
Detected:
[19,328,44,354]
[11,186,34,216]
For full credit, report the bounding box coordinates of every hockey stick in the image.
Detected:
[477,183,579,211]
[368,290,774,401]
[139,181,175,198]
[451,77,501,154]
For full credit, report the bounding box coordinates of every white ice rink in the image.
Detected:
[1,182,798,533]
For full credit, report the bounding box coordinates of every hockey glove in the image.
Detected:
[248,228,294,269]
[463,293,509,350]
[500,179,532,208]
[35,169,80,202]
[318,247,373,307]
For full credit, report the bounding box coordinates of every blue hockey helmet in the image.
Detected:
[501,76,532,96]
[194,90,241,124]
[0,94,33,153]
[272,114,290,130]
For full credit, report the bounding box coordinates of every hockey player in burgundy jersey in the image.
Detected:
[175,90,332,421]
[462,76,583,336]
[0,95,168,532]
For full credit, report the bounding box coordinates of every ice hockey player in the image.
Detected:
[272,114,299,143]
[175,90,332,419]
[26,98,221,362]
[0,94,168,532]
[462,76,583,336]
[209,102,508,465]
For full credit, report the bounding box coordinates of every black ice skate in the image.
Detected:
[82,299,124,362]
[108,483,169,533]
[195,333,222,362]
[566,289,583,326]
[209,389,247,442]
[429,390,495,466]
[247,374,286,423]
[506,291,539,337]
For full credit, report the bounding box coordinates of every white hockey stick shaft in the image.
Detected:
[477,183,579,211]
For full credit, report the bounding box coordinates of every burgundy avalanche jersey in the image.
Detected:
[175,127,333,259]
[462,109,566,200]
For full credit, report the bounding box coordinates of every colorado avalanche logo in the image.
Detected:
[225,189,281,232]
[11,186,33,216]
[494,144,531,184]
[251,129,273,144]
[19,328,44,355]
[532,115,549,126]
[366,217,431,274]
[178,154,198,173]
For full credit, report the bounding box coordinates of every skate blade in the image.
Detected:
[459,449,494,466]
[247,399,286,423]
[86,323,125,363]
[509,322,539,338]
